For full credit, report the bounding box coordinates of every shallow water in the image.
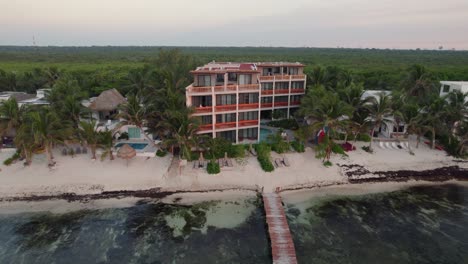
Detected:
[0,196,270,264]
[285,184,468,264]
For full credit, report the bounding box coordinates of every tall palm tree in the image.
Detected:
[99,130,115,161]
[117,94,156,146]
[394,103,422,153]
[14,122,37,165]
[444,90,468,143]
[402,64,436,99]
[0,98,27,137]
[366,92,394,149]
[302,93,352,161]
[160,110,200,160]
[422,96,447,149]
[78,120,100,160]
[27,109,72,166]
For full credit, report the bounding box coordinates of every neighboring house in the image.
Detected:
[0,91,37,103]
[186,61,307,143]
[82,88,148,140]
[18,89,50,106]
[361,90,406,138]
[440,81,468,102]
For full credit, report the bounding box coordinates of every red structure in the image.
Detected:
[263,192,298,264]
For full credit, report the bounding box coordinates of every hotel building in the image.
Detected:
[185,62,307,143]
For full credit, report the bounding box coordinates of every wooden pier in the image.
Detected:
[263,192,298,264]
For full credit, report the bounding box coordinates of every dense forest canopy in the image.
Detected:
[0,46,467,95]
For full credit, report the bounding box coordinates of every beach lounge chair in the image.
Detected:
[379,141,385,149]
[217,159,224,168]
[227,158,233,167]
[282,157,290,167]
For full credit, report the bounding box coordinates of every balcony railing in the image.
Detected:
[215,105,237,112]
[274,102,288,107]
[238,103,259,110]
[261,90,274,95]
[187,84,259,94]
[194,106,212,114]
[215,121,237,129]
[238,120,259,127]
[199,124,213,131]
[261,102,273,108]
[274,89,289,95]
[290,88,305,94]
[258,74,306,82]
[290,101,301,106]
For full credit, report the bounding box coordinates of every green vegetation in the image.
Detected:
[290,141,305,153]
[267,119,299,130]
[267,131,290,154]
[156,149,167,157]
[3,151,21,165]
[255,143,274,172]
[207,160,220,174]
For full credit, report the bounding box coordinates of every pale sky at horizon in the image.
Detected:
[1,0,467,49]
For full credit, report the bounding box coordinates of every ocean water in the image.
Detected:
[285,184,468,264]
[0,196,270,264]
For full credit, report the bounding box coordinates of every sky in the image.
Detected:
[1,0,467,49]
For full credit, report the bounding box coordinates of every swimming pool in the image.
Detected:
[259,128,273,142]
[115,142,148,150]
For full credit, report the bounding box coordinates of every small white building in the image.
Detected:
[440,81,468,101]
[361,90,406,138]
[18,89,51,106]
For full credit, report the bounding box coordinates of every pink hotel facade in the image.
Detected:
[185,62,307,143]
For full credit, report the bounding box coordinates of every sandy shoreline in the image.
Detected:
[0,141,466,203]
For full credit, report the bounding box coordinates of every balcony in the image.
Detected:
[187,84,259,94]
[290,88,305,94]
[258,74,306,82]
[274,89,289,95]
[238,120,259,127]
[194,106,212,114]
[274,102,288,107]
[261,102,273,108]
[290,101,301,106]
[261,90,274,95]
[238,103,259,110]
[215,121,237,130]
[199,124,213,132]
[215,105,236,112]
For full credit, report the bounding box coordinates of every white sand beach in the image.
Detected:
[0,140,466,199]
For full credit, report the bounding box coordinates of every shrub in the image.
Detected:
[255,142,274,172]
[156,149,167,157]
[323,160,333,167]
[361,146,373,153]
[3,151,21,166]
[207,160,220,174]
[267,131,290,154]
[291,141,305,152]
[267,119,299,130]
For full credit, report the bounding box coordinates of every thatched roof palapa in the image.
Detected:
[117,144,137,166]
[88,88,125,111]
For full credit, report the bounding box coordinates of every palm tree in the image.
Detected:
[160,110,200,160]
[302,93,352,162]
[78,120,100,160]
[99,130,115,161]
[14,122,37,165]
[402,64,436,99]
[394,103,422,153]
[117,94,156,146]
[444,90,468,143]
[366,92,394,149]
[422,96,447,149]
[27,109,72,166]
[0,98,27,137]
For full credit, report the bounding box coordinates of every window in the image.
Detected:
[217,130,236,143]
[261,82,273,90]
[197,75,212,87]
[442,85,450,93]
[291,81,304,89]
[291,95,302,102]
[263,68,272,76]
[192,96,212,107]
[288,68,299,75]
[239,74,252,85]
[276,96,288,102]
[201,116,212,125]
[216,74,224,83]
[275,82,289,89]
[239,111,258,121]
[239,128,258,140]
[228,73,237,82]
[216,113,236,123]
[239,93,258,104]
[216,94,236,105]
[261,97,273,103]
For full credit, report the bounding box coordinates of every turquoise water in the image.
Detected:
[115,142,148,150]
[0,197,270,264]
[285,184,468,264]
[259,128,273,142]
